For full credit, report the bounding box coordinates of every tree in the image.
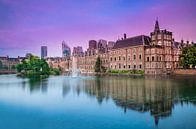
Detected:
[16,55,50,76]
[95,57,101,73]
[180,45,196,68]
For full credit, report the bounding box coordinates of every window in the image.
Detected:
[110,57,112,61]
[119,56,121,61]
[124,65,126,69]
[139,65,142,69]
[119,64,121,69]
[128,56,130,60]
[128,65,131,69]
[134,55,136,60]
[114,57,116,61]
[139,55,142,60]
[123,57,126,61]
[160,56,161,61]
[152,56,154,61]
[134,65,136,69]
[147,57,150,62]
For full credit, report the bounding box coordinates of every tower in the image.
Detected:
[154,18,160,33]
[41,46,47,59]
[62,41,71,59]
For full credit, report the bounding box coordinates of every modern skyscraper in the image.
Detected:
[41,46,47,59]
[62,41,71,59]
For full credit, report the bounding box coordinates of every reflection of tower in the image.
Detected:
[154,116,159,127]
[62,41,71,59]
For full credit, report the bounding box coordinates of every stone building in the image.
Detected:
[0,56,21,70]
[109,35,150,71]
[74,20,184,75]
[47,20,188,75]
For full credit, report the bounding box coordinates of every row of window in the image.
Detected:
[146,56,162,62]
[110,64,142,69]
[110,55,142,62]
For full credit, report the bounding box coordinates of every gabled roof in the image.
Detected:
[113,35,151,49]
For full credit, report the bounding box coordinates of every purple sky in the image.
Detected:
[0,0,196,57]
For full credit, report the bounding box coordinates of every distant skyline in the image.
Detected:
[0,0,196,57]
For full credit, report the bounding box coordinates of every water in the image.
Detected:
[0,74,196,129]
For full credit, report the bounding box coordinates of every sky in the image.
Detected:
[0,0,196,57]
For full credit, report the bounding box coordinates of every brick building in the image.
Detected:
[74,20,185,74]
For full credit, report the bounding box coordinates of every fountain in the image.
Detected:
[71,56,80,77]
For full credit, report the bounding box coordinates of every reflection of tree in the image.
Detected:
[28,77,48,93]
[82,76,196,126]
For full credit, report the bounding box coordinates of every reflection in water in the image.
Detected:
[80,76,196,126]
[0,75,195,128]
[28,77,48,93]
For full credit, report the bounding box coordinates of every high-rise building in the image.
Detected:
[62,41,71,59]
[89,40,97,49]
[41,46,47,59]
[72,46,83,57]
[25,53,32,58]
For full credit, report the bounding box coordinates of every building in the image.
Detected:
[74,20,186,74]
[41,46,47,59]
[89,40,97,49]
[108,41,116,49]
[0,56,21,71]
[25,53,33,58]
[62,41,71,59]
[109,35,150,71]
[72,46,83,57]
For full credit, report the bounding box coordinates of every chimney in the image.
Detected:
[124,33,127,39]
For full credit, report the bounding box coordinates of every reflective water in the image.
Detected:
[0,74,196,129]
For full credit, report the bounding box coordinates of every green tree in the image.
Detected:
[95,57,101,73]
[180,45,196,68]
[16,55,50,76]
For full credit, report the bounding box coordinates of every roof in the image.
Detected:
[113,35,151,49]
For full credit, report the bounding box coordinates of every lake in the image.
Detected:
[0,74,196,129]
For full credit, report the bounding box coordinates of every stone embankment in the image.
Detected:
[174,69,196,75]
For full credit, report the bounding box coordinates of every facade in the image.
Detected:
[47,20,194,75]
[41,46,47,59]
[0,56,25,71]
[74,20,185,74]
[62,41,71,59]
[72,46,83,57]
[89,40,97,49]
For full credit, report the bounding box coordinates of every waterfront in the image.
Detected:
[0,74,196,129]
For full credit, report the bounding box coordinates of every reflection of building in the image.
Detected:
[41,46,47,59]
[81,76,180,126]
[62,41,71,59]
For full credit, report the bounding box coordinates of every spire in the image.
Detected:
[154,18,160,33]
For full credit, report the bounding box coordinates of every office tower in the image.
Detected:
[41,46,47,59]
[62,41,71,59]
